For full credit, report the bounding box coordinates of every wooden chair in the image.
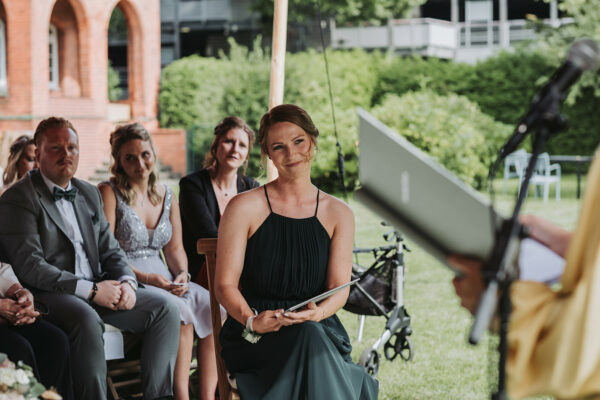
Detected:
[105,326,143,400]
[197,238,240,400]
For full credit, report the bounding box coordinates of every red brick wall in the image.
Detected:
[152,128,187,176]
[0,0,161,180]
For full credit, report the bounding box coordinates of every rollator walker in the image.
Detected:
[344,222,414,376]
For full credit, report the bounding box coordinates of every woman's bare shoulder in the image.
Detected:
[319,191,354,220]
[226,185,265,213]
[97,181,116,200]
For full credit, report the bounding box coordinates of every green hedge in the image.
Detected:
[374,49,599,158]
[159,43,599,190]
[159,43,380,191]
[371,91,511,188]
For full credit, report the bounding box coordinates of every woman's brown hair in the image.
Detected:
[203,116,255,174]
[257,104,319,161]
[3,135,35,186]
[109,123,162,206]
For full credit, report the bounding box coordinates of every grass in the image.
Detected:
[338,174,585,399]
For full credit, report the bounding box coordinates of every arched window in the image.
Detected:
[49,24,59,90]
[0,18,7,94]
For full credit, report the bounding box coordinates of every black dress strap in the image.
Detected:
[314,189,320,217]
[263,185,273,212]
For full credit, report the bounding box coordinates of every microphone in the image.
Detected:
[498,39,600,160]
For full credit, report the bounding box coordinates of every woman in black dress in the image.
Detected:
[178,116,258,397]
[179,117,259,287]
[214,104,378,399]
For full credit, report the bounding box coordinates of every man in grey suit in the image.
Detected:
[0,117,180,400]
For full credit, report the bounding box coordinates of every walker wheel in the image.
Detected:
[359,348,380,376]
[397,335,414,361]
[384,332,414,362]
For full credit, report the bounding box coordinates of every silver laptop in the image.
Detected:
[355,108,505,271]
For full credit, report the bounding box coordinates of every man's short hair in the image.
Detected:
[33,117,78,146]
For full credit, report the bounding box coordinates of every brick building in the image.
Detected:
[0,0,185,180]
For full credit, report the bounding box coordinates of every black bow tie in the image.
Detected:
[53,187,78,203]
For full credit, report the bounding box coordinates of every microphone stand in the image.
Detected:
[469,97,568,400]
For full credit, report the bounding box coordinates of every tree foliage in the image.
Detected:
[107,60,122,102]
[251,0,426,25]
[159,41,599,190]
[533,0,600,100]
[372,91,511,188]
[158,41,380,190]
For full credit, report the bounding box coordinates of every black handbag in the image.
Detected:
[343,259,396,316]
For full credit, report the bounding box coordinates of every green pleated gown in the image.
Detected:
[220,186,379,400]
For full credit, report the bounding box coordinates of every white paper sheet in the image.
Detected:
[519,238,566,284]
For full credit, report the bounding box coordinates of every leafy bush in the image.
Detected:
[158,55,232,130]
[373,55,472,106]
[107,60,122,102]
[159,43,380,191]
[373,49,598,158]
[285,49,381,191]
[371,91,511,188]
[550,88,600,160]
[455,48,555,126]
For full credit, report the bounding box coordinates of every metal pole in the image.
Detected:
[267,0,288,182]
[174,0,180,60]
[550,0,559,27]
[499,0,509,48]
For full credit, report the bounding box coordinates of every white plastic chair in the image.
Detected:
[528,152,561,202]
[104,324,125,361]
[503,149,529,194]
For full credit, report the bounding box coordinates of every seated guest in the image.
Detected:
[0,117,180,400]
[179,116,259,287]
[214,104,379,399]
[0,263,73,400]
[0,135,37,195]
[99,123,217,400]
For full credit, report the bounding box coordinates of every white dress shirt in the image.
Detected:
[41,173,136,299]
[0,262,19,297]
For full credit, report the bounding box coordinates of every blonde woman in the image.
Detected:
[98,123,217,400]
[1,136,36,195]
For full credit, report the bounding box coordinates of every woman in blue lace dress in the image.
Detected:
[215,104,378,399]
[98,123,218,400]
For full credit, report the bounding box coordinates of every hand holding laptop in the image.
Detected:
[449,214,568,315]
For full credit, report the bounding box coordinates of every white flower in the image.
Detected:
[14,370,28,386]
[0,367,17,387]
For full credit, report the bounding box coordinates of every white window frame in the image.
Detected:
[0,19,7,95]
[49,24,59,90]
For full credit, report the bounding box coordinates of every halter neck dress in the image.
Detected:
[220,185,378,400]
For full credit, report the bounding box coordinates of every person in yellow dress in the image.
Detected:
[450,152,600,399]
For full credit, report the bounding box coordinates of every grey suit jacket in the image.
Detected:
[0,169,133,295]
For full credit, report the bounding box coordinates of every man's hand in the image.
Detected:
[168,272,189,297]
[93,280,122,310]
[115,283,136,310]
[448,255,485,315]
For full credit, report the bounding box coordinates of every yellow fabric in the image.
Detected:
[508,153,600,399]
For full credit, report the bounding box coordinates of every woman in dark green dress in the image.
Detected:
[215,104,378,399]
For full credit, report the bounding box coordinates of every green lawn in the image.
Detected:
[339,174,584,399]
